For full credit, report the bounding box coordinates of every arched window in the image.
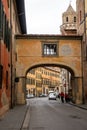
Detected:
[74,16,76,22]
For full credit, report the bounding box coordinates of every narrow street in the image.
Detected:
[27,97,87,130]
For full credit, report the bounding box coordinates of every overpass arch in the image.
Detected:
[15,34,83,104]
[25,63,75,77]
[25,63,77,103]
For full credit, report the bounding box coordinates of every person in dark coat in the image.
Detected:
[60,92,64,103]
[65,93,70,102]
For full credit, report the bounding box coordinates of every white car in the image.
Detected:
[48,91,54,94]
[48,92,56,100]
[26,94,34,99]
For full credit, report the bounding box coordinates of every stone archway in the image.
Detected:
[15,34,83,104]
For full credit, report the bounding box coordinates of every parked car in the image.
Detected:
[48,92,56,100]
[48,90,54,94]
[26,94,34,99]
[39,93,47,97]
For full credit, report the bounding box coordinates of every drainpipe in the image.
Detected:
[82,0,86,104]
[84,0,87,58]
[0,3,1,64]
[0,38,1,65]
[10,0,13,108]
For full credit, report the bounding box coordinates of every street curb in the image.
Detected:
[21,105,30,130]
[69,102,87,110]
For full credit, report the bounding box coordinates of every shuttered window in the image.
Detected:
[0,1,3,38]
[0,65,3,89]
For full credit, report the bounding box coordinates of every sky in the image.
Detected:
[24,0,76,34]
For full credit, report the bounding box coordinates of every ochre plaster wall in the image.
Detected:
[16,38,82,77]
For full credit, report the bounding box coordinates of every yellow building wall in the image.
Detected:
[16,37,82,77]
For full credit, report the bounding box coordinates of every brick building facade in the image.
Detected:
[0,0,26,116]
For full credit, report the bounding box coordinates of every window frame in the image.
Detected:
[42,42,58,56]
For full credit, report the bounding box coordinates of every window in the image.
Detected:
[74,16,76,22]
[26,78,35,85]
[0,3,11,51]
[0,65,3,89]
[29,69,35,74]
[0,1,1,30]
[66,17,68,22]
[7,0,9,8]
[80,10,82,22]
[36,81,42,87]
[0,1,3,37]
[6,71,8,89]
[43,43,57,56]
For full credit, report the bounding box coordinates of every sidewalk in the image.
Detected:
[57,98,87,110]
[69,102,87,110]
[0,105,29,130]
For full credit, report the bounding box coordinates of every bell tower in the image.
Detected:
[60,3,77,35]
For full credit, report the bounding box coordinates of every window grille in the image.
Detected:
[43,43,57,56]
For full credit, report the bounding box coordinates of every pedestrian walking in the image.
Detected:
[60,92,64,103]
[65,93,69,103]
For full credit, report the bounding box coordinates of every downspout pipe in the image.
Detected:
[0,38,1,65]
[10,0,13,109]
[82,0,86,104]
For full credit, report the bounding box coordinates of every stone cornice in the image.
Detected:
[15,34,82,40]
